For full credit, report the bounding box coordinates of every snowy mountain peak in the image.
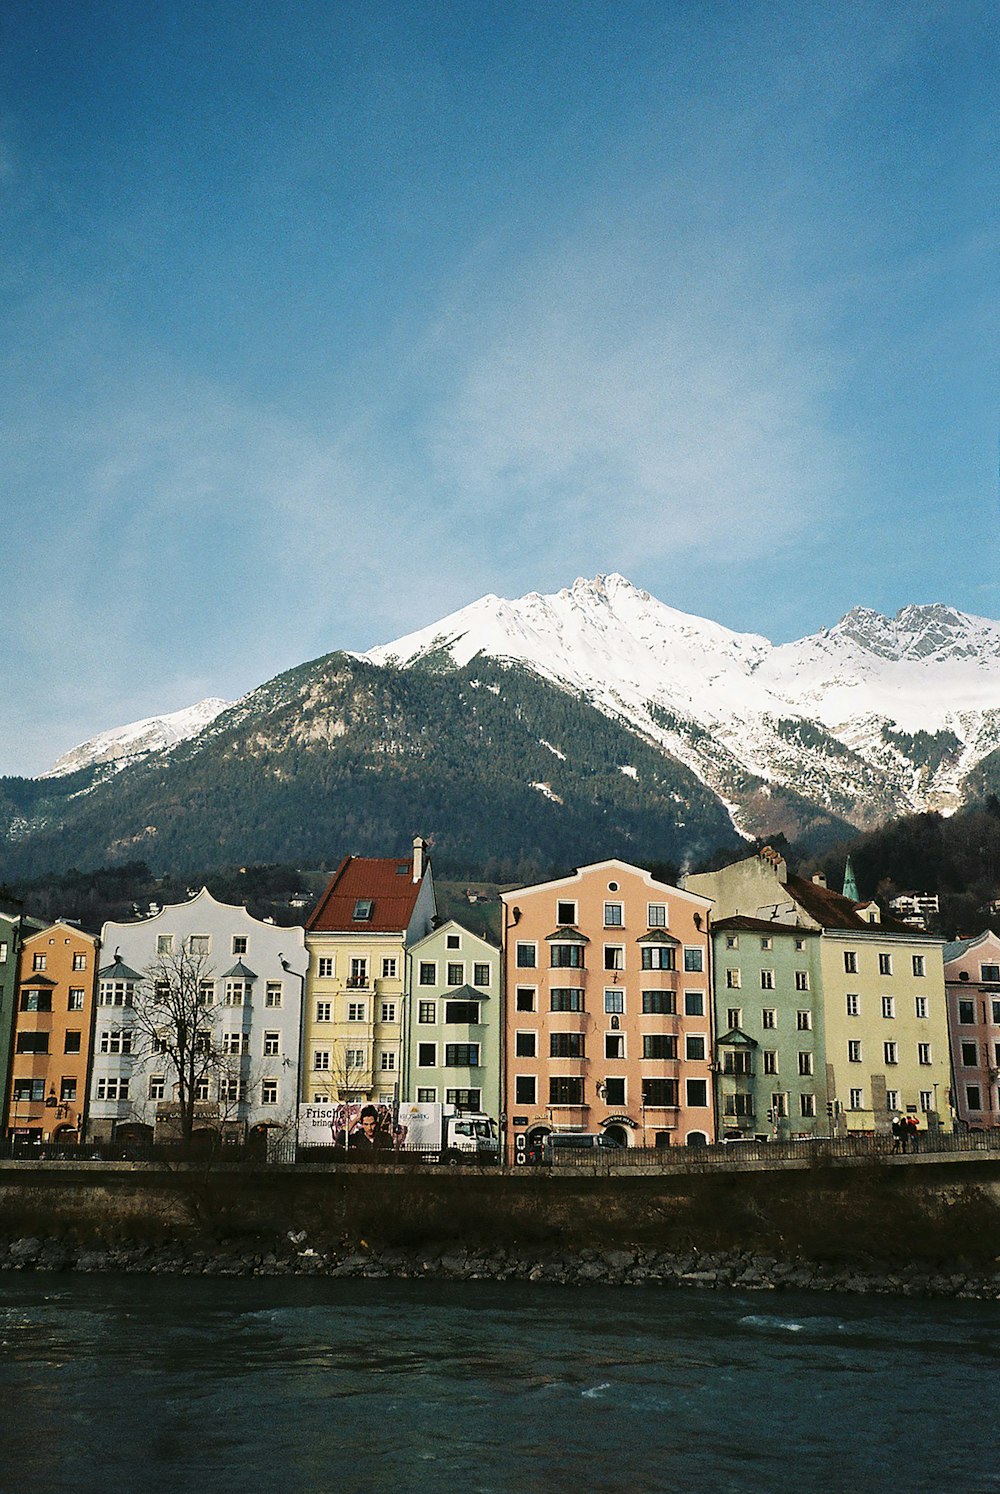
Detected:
[43,698,232,779]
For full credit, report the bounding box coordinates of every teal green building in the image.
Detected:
[712,916,828,1139]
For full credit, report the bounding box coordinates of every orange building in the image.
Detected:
[6,922,99,1145]
[502,860,714,1158]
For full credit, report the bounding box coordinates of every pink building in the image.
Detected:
[501,860,714,1158]
[943,931,1000,1128]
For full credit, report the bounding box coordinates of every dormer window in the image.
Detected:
[353,899,374,922]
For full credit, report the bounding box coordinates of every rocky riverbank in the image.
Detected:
[3,1234,1000,1299]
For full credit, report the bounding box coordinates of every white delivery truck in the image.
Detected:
[397,1101,500,1165]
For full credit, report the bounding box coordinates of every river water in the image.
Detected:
[0,1274,996,1493]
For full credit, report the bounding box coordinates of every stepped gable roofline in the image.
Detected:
[99,885,303,941]
[710,915,814,936]
[307,853,427,933]
[784,874,924,936]
[500,858,712,909]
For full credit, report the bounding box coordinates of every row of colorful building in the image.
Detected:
[2,839,999,1155]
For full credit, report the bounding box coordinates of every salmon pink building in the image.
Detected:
[943,930,1000,1128]
[501,860,714,1157]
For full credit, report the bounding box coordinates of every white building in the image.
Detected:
[92,889,306,1144]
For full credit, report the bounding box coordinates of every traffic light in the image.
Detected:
[766,1108,774,1123]
[826,1101,834,1117]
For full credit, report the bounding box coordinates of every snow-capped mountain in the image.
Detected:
[364,576,1000,832]
[41,698,232,779]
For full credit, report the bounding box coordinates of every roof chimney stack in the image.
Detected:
[812,872,827,888]
[412,835,426,883]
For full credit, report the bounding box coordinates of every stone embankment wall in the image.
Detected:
[1,1157,999,1298]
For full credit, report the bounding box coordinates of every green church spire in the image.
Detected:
[842,855,859,901]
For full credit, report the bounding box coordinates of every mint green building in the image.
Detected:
[712,916,828,1139]
[403,920,501,1119]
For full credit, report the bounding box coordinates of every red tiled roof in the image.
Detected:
[785,874,922,936]
[307,855,425,933]
[710,915,815,936]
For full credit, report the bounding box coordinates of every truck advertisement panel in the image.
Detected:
[297,1101,397,1153]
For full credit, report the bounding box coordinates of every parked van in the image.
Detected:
[542,1131,622,1163]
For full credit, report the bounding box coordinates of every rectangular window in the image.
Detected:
[726,968,741,989]
[219,1077,245,1105]
[224,981,248,1006]
[19,989,52,1012]
[794,938,805,951]
[960,1041,978,1066]
[99,1029,134,1055]
[0,941,6,962]
[64,1031,81,1054]
[799,1094,816,1118]
[515,987,536,1012]
[727,1007,741,1030]
[647,903,667,928]
[446,933,461,950]
[447,1088,481,1110]
[515,1031,536,1058]
[849,1088,864,1110]
[912,955,925,977]
[515,1075,536,1105]
[886,1089,899,1112]
[447,963,464,987]
[604,989,624,1014]
[148,1077,165,1101]
[196,980,214,1007]
[684,991,704,1017]
[760,969,775,990]
[261,1079,278,1105]
[381,1002,397,1023]
[918,1043,932,1065]
[221,1031,250,1056]
[157,935,173,955]
[848,1040,862,1062]
[417,1043,436,1067]
[683,948,704,973]
[919,1090,933,1112]
[914,996,927,1019]
[686,1079,708,1107]
[556,901,577,925]
[263,1031,280,1056]
[760,937,772,951]
[550,988,584,1012]
[16,1032,49,1054]
[725,935,739,949]
[313,1050,330,1071]
[846,993,860,1016]
[723,1050,752,1075]
[549,1077,584,1105]
[549,1032,584,1058]
[605,1033,625,1059]
[641,945,675,970]
[32,953,46,970]
[958,999,975,1024]
[642,1078,679,1107]
[724,1093,754,1118]
[59,1078,77,1103]
[315,1001,332,1022]
[13,1078,45,1102]
[473,963,490,987]
[761,1008,776,1029]
[878,953,893,976]
[643,1034,677,1060]
[797,1010,812,1031]
[352,899,374,922]
[881,996,895,1019]
[72,952,87,971]
[685,1034,706,1061]
[349,958,368,988]
[418,1000,437,1024]
[981,964,1000,983]
[763,1050,778,1075]
[771,1092,789,1118]
[795,971,810,991]
[347,1002,367,1022]
[604,1077,626,1106]
[604,902,624,927]
[883,1042,898,1066]
[68,988,85,1011]
[444,1000,479,1024]
[417,1087,437,1103]
[642,990,676,1014]
[96,1078,129,1101]
[844,951,858,974]
[602,946,624,971]
[265,983,282,1007]
[317,957,335,978]
[382,957,398,980]
[516,943,537,969]
[232,936,248,955]
[798,1052,813,1076]
[444,1044,478,1067]
[188,936,209,956]
[966,1084,982,1110]
[379,1051,397,1071]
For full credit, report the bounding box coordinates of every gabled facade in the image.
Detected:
[93,889,306,1142]
[943,931,1000,1128]
[0,898,46,1123]
[303,838,435,1106]
[686,849,951,1135]
[403,920,501,1118]
[501,860,714,1156]
[5,922,99,1144]
[712,916,826,1138]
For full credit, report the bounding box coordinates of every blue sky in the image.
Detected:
[2,0,996,775]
